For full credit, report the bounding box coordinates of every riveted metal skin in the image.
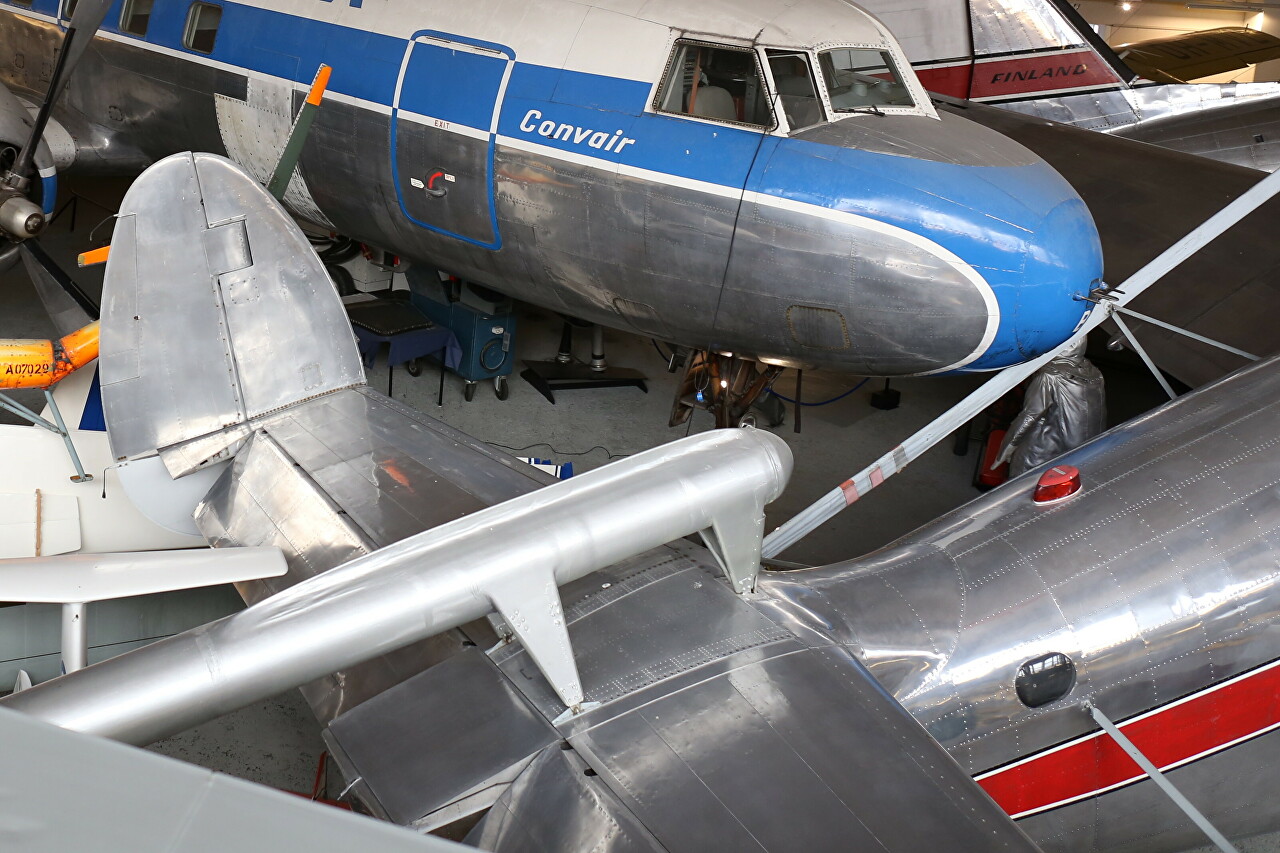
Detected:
[2,149,1038,851]
[758,353,1280,852]
[14,149,1280,849]
[98,153,366,475]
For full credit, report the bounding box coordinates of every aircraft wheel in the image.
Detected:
[494,375,509,401]
[325,263,356,296]
[405,358,422,377]
[464,382,477,402]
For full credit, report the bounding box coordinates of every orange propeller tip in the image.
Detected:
[77,245,110,267]
[306,64,333,106]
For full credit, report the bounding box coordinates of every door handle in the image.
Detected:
[425,170,448,198]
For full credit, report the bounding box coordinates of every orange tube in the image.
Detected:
[0,321,100,390]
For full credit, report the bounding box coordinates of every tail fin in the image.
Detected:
[867,0,1132,101]
[98,152,365,477]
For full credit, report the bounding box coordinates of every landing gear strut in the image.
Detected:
[669,351,783,429]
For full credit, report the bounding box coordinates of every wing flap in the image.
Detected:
[1118,27,1280,83]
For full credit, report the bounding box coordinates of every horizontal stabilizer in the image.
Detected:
[0,546,286,602]
[1118,27,1280,83]
[0,491,80,558]
[942,100,1280,387]
[99,152,365,475]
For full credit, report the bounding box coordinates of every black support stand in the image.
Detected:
[870,378,901,410]
[521,322,647,404]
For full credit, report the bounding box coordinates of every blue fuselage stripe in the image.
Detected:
[8,0,1097,369]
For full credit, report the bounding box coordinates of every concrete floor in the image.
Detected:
[6,175,1273,851]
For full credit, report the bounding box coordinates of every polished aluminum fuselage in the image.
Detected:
[760,354,1280,851]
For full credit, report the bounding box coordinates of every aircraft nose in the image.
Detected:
[716,116,1100,376]
[960,191,1100,371]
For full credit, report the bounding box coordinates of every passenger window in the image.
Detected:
[766,50,824,131]
[1015,652,1076,708]
[120,0,153,36]
[183,2,222,54]
[819,48,915,112]
[655,40,773,128]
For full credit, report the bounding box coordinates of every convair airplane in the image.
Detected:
[0,0,1101,381]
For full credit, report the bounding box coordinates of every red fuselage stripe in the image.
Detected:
[915,49,1122,100]
[977,660,1280,818]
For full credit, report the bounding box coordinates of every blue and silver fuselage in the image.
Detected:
[0,0,1102,374]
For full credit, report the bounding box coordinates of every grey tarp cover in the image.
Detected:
[997,341,1106,476]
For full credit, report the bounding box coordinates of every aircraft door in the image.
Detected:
[391,32,514,249]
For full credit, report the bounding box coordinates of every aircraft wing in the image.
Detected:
[0,706,465,852]
[1117,27,1280,84]
[941,99,1280,388]
[438,550,1041,852]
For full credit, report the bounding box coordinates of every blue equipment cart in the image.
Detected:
[408,274,516,401]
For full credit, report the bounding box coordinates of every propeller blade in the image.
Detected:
[20,241,98,336]
[62,0,115,89]
[763,164,1280,558]
[267,64,332,201]
[9,0,113,189]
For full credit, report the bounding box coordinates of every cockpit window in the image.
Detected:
[655,40,774,129]
[819,48,915,112]
[766,50,824,131]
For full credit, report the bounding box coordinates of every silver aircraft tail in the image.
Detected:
[97,152,366,478]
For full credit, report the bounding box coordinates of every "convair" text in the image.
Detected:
[519,109,636,153]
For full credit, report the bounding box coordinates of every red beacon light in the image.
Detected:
[1033,465,1082,504]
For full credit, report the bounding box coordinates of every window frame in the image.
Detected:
[182,1,222,55]
[761,48,829,135]
[650,38,777,132]
[119,0,153,38]
[813,42,937,120]
[1014,652,1077,708]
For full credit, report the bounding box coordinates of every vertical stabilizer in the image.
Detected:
[98,153,365,476]
[861,0,1131,101]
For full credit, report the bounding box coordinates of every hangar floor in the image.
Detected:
[1,177,1269,852]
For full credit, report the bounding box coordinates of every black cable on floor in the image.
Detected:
[487,441,629,460]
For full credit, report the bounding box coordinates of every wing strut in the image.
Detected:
[1084,702,1240,853]
[763,164,1280,558]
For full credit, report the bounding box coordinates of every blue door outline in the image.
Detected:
[390,31,515,250]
